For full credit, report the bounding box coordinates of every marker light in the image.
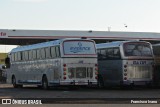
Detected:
[95,72,98,75]
[124,65,127,68]
[63,64,66,67]
[95,67,98,71]
[124,77,127,80]
[63,76,66,79]
[63,72,66,75]
[63,68,67,71]
[124,73,127,76]
[95,76,98,79]
[124,69,127,72]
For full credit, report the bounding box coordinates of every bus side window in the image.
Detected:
[29,50,33,60]
[25,51,29,61]
[40,48,46,59]
[97,49,101,60]
[99,49,107,60]
[106,48,121,59]
[37,49,40,59]
[106,48,113,59]
[17,52,22,61]
[113,48,121,59]
[51,47,56,58]
[11,53,15,62]
[45,47,51,59]
[15,52,18,61]
[33,50,37,60]
[56,46,60,57]
[22,51,25,61]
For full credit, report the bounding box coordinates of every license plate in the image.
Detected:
[75,81,86,85]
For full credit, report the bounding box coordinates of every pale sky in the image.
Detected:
[1,0,160,52]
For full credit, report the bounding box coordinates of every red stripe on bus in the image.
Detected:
[7,36,160,40]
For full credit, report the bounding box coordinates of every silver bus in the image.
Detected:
[6,38,98,89]
[96,41,154,87]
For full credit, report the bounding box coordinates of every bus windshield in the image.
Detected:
[124,42,152,56]
[63,40,96,55]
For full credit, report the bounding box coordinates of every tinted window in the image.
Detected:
[15,52,18,61]
[17,52,22,61]
[51,46,56,58]
[98,47,121,60]
[45,47,51,58]
[106,48,120,59]
[33,50,37,60]
[11,53,15,61]
[29,50,32,60]
[25,51,29,60]
[41,48,45,59]
[37,49,40,59]
[56,46,60,57]
[22,51,25,61]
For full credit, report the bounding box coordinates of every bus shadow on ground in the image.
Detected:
[15,84,160,91]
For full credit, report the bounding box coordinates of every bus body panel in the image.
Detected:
[122,59,153,85]
[6,38,98,87]
[60,58,97,85]
[98,60,123,86]
[97,41,154,87]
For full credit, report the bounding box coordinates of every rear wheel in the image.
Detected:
[42,76,49,90]
[12,76,23,88]
[12,76,18,88]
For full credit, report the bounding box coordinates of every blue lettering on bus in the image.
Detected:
[70,42,91,53]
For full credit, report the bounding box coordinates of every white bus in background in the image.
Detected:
[96,41,154,87]
[6,38,98,89]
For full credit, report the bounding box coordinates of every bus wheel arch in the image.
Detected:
[42,74,49,90]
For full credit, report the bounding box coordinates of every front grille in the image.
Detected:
[128,66,151,79]
[68,67,93,79]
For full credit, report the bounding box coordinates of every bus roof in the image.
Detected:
[96,41,149,49]
[10,38,92,53]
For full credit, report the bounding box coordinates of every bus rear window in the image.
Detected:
[63,40,96,55]
[124,43,152,56]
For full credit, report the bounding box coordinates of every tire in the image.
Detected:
[42,76,49,90]
[12,76,18,88]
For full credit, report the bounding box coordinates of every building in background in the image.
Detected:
[0,53,7,83]
[0,53,7,65]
